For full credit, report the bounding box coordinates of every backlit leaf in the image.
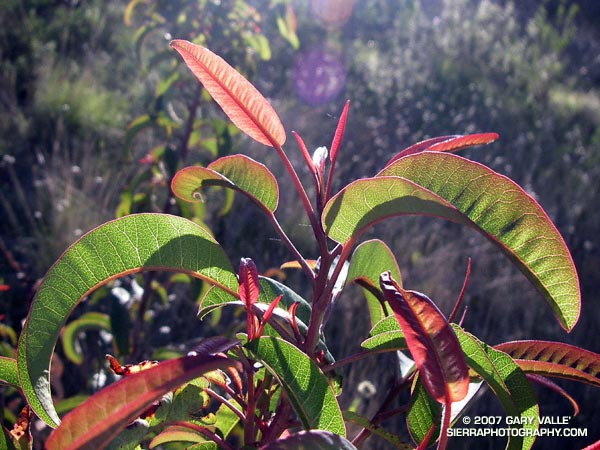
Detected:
[380,272,469,403]
[495,340,600,388]
[245,336,345,436]
[347,239,401,325]
[61,312,111,365]
[322,151,580,331]
[0,356,18,388]
[170,40,286,147]
[17,213,236,427]
[385,133,499,165]
[379,152,580,331]
[45,354,238,450]
[360,316,406,352]
[172,154,279,212]
[453,326,538,450]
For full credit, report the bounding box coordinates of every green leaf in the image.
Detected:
[0,356,18,388]
[406,377,441,447]
[343,411,413,449]
[17,213,237,427]
[453,326,538,450]
[322,152,580,331]
[495,340,600,387]
[347,239,401,326]
[172,154,279,213]
[44,354,239,450]
[61,312,111,365]
[262,430,357,449]
[170,40,286,147]
[245,336,345,436]
[360,316,406,352]
[149,425,206,448]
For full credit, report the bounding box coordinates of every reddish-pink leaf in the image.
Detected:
[45,354,239,450]
[329,100,350,164]
[379,272,469,403]
[238,258,260,307]
[170,40,286,147]
[385,132,499,166]
[425,133,499,152]
[525,374,580,415]
[495,340,600,388]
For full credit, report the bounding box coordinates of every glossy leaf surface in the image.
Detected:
[261,430,357,450]
[170,40,286,147]
[453,326,538,450]
[45,354,238,450]
[495,340,600,387]
[245,336,345,436]
[172,154,279,212]
[347,239,401,325]
[380,273,469,403]
[17,213,237,427]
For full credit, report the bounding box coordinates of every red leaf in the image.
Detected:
[238,258,260,307]
[495,340,600,387]
[385,132,499,166]
[329,100,350,164]
[425,133,499,152]
[45,354,239,450]
[170,40,286,147]
[239,258,260,340]
[379,272,469,403]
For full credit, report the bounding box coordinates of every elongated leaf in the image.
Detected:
[245,336,345,436]
[385,133,499,165]
[170,40,286,147]
[343,411,412,449]
[453,326,538,450]
[379,152,580,330]
[61,312,111,365]
[495,340,600,387]
[322,152,580,331]
[172,154,279,212]
[45,354,238,450]
[0,356,18,388]
[347,239,401,325]
[17,213,237,427]
[261,430,357,450]
[380,273,469,403]
[329,100,350,164]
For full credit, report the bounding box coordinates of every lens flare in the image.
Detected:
[292,47,346,106]
[311,0,355,27]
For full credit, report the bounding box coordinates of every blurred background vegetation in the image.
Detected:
[1,0,599,448]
